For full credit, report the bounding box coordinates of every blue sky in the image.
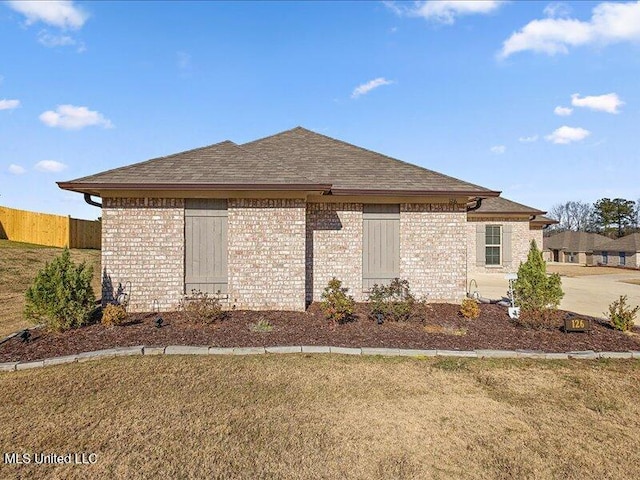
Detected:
[1,1,639,220]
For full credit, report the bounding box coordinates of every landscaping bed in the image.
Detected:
[2,303,640,362]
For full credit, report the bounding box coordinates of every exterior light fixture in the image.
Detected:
[153,299,162,328]
[19,329,31,343]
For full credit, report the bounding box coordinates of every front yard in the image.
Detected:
[2,354,640,479]
[2,303,639,362]
[0,240,101,338]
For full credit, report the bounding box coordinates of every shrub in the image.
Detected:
[250,318,274,333]
[320,278,355,325]
[516,309,561,330]
[607,295,639,332]
[368,278,416,322]
[179,289,227,324]
[460,298,480,320]
[24,248,96,332]
[101,303,128,327]
[514,240,564,314]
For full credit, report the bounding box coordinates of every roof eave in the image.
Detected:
[329,188,501,197]
[57,182,333,196]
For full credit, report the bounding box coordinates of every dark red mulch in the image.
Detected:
[2,303,640,362]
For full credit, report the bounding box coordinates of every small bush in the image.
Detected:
[179,289,227,324]
[514,240,564,322]
[321,278,355,325]
[101,303,128,327]
[607,295,639,332]
[250,318,273,333]
[460,298,480,320]
[368,278,416,322]
[516,309,561,330]
[24,248,96,332]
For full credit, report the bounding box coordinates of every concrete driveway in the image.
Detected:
[468,270,640,318]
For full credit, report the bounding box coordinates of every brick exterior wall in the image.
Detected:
[306,203,364,303]
[227,199,306,311]
[102,197,548,312]
[101,198,184,312]
[400,204,467,301]
[467,219,542,275]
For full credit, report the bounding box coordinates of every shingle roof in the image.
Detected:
[58,127,500,197]
[543,231,610,252]
[530,215,558,226]
[471,196,545,215]
[58,140,328,192]
[242,127,498,195]
[596,233,640,253]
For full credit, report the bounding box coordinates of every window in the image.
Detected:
[620,252,626,266]
[485,225,501,266]
[566,252,577,263]
[602,252,608,265]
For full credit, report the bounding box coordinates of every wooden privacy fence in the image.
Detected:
[0,206,101,249]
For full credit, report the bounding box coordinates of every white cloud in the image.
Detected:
[7,1,88,29]
[39,105,113,130]
[544,2,572,18]
[571,92,624,113]
[518,135,539,143]
[499,1,640,58]
[545,126,591,144]
[554,105,573,116]
[385,1,503,25]
[35,160,67,172]
[37,30,85,51]
[0,99,20,110]
[351,77,394,99]
[490,145,506,154]
[8,164,26,175]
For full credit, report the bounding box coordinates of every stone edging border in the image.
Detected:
[1,346,639,372]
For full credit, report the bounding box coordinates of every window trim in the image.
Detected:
[485,225,502,267]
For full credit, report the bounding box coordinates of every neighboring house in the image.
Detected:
[467,197,554,274]
[593,233,640,268]
[58,127,551,312]
[542,231,610,265]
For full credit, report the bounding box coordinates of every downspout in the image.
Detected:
[466,197,483,212]
[84,193,102,208]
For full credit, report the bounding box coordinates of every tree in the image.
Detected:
[593,198,636,238]
[514,240,564,313]
[548,200,595,231]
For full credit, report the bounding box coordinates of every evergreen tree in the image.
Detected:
[514,240,564,312]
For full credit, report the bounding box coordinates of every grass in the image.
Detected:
[0,239,101,338]
[2,355,640,479]
[620,279,640,286]
[546,264,631,277]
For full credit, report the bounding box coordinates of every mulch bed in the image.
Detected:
[2,303,640,362]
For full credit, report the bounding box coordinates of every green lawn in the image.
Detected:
[0,239,101,337]
[1,355,640,479]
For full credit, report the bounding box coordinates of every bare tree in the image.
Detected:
[548,201,594,231]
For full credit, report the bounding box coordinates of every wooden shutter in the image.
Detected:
[185,199,228,295]
[363,205,400,290]
[476,224,485,267]
[502,224,512,268]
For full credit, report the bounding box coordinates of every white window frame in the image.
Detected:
[485,225,502,266]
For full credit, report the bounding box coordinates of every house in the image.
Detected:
[58,127,553,312]
[593,233,640,268]
[466,196,553,275]
[542,231,610,265]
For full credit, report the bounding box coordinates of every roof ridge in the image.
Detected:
[63,140,238,183]
[290,127,499,195]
